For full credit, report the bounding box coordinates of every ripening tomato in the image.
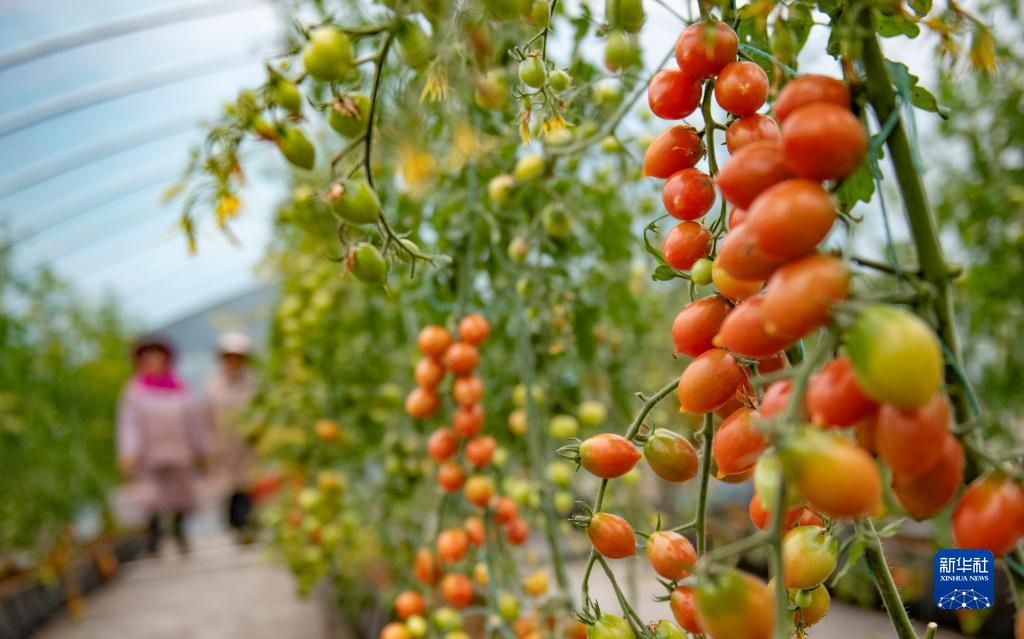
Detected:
[428,427,459,462]
[713,407,768,476]
[441,574,474,608]
[438,527,469,563]
[855,412,878,453]
[774,75,851,123]
[714,394,747,420]
[406,387,441,419]
[672,295,732,357]
[523,570,548,597]
[715,61,768,116]
[646,531,697,580]
[892,434,963,520]
[806,356,877,427]
[748,493,804,531]
[876,392,950,477]
[716,141,794,209]
[444,342,480,375]
[677,348,746,413]
[669,586,703,634]
[465,435,496,467]
[728,207,748,229]
[726,115,781,153]
[579,433,641,478]
[846,304,943,409]
[457,313,490,344]
[419,325,453,358]
[587,512,636,558]
[414,548,439,585]
[662,169,716,220]
[744,180,836,262]
[643,428,699,483]
[438,462,467,492]
[780,428,882,518]
[712,260,763,301]
[782,103,868,181]
[644,125,704,178]
[453,375,484,406]
[453,404,485,437]
[761,254,849,340]
[464,475,495,507]
[493,496,518,524]
[464,516,485,546]
[565,619,589,639]
[674,20,738,78]
[695,568,773,639]
[782,526,838,589]
[715,223,782,281]
[649,69,702,119]
[395,591,425,619]
[952,472,1024,555]
[662,221,711,270]
[759,381,798,418]
[649,620,686,639]
[505,517,530,545]
[415,357,445,388]
[381,622,412,639]
[714,297,791,358]
[588,613,635,639]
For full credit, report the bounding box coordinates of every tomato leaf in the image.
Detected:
[885,60,945,117]
[876,13,920,39]
[875,518,906,538]
[652,265,685,281]
[834,160,875,210]
[829,539,866,586]
[907,0,931,16]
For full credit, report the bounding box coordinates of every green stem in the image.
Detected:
[596,555,646,633]
[625,377,680,440]
[857,519,919,639]
[695,412,714,555]
[700,81,719,176]
[770,461,789,639]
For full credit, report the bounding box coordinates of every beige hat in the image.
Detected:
[218,331,252,356]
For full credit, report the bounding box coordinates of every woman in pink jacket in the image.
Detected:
[117,336,207,555]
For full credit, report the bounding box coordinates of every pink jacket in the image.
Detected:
[117,380,207,470]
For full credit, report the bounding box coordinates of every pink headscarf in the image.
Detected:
[132,335,186,391]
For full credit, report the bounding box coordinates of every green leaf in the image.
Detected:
[786,4,813,53]
[829,539,866,586]
[886,60,943,116]
[652,265,685,281]
[834,160,875,210]
[876,13,920,39]
[642,219,669,267]
[875,518,907,538]
[907,0,931,16]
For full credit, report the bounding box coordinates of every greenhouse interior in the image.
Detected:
[2,0,1023,638]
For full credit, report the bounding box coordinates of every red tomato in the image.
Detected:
[381,622,412,639]
[587,512,636,558]
[782,103,868,180]
[855,412,879,453]
[745,180,836,262]
[672,295,732,357]
[806,357,877,427]
[465,435,496,467]
[649,69,703,119]
[464,475,495,507]
[761,254,849,340]
[758,380,798,418]
[662,221,711,270]
[774,74,851,123]
[406,387,441,419]
[414,548,439,585]
[453,403,485,436]
[662,168,716,220]
[714,393,748,420]
[452,375,484,406]
[714,296,791,358]
[464,516,485,546]
[757,352,786,374]
[643,125,704,178]
[395,591,425,619]
[695,569,774,639]
[715,61,768,116]
[418,325,452,358]
[670,586,703,634]
[726,114,780,153]
[579,433,641,478]
[646,531,696,580]
[493,496,518,524]
[781,429,882,518]
[437,527,469,563]
[643,428,699,483]
[677,348,746,413]
[441,573,474,608]
[713,407,768,476]
[876,393,950,477]
[716,141,794,209]
[414,357,445,388]
[505,518,530,545]
[952,472,1024,555]
[674,20,738,78]
[716,223,782,281]
[427,427,459,462]
[437,462,467,492]
[712,260,763,301]
[728,207,748,228]
[443,342,480,375]
[892,434,964,520]
[458,313,490,344]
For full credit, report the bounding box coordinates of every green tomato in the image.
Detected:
[406,615,428,638]
[297,487,321,510]
[351,243,388,285]
[607,0,645,32]
[691,257,714,285]
[302,27,353,81]
[846,304,942,409]
[519,56,546,89]
[542,204,573,238]
[549,69,571,92]
[513,153,545,181]
[753,449,800,511]
[554,490,574,513]
[546,128,574,145]
[782,525,838,590]
[397,21,432,70]
[488,174,515,204]
[649,620,685,639]
[600,136,621,153]
[604,31,632,73]
[507,237,530,264]
[445,632,470,639]
[549,414,580,439]
[328,93,371,138]
[475,69,510,111]
[433,607,461,630]
[512,383,545,406]
[577,400,607,427]
[277,125,315,170]
[334,179,381,225]
[497,591,519,621]
[529,0,550,26]
[272,79,303,115]
[548,460,575,487]
[492,446,510,467]
[588,613,635,639]
[593,78,623,104]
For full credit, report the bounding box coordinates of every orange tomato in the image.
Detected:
[677,348,746,413]
[672,295,733,357]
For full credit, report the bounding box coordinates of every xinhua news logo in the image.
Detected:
[933,549,995,610]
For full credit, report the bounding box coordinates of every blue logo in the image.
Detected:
[933,549,994,609]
